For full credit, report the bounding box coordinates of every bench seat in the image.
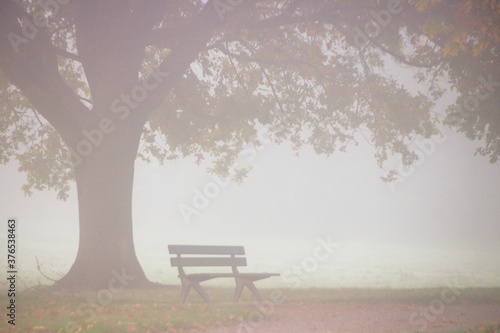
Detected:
[180,273,280,279]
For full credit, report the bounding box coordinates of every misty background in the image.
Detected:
[0,55,499,290]
[1,110,499,290]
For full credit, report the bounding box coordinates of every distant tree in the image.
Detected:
[0,0,497,290]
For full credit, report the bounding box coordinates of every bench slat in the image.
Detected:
[184,273,280,278]
[170,257,247,267]
[168,245,245,255]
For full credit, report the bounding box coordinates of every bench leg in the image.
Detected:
[180,278,212,304]
[234,278,264,303]
[245,280,264,302]
[234,280,245,303]
[180,278,191,303]
[191,281,212,304]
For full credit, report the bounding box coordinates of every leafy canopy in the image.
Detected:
[0,0,498,199]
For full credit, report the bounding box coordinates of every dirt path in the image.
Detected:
[200,300,500,333]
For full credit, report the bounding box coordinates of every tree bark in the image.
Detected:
[0,0,236,291]
[57,123,151,290]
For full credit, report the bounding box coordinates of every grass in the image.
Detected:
[0,286,258,333]
[445,325,500,333]
[0,286,499,332]
[286,287,500,303]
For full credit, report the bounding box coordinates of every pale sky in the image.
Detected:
[1,125,499,244]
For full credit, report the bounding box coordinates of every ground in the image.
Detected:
[201,300,500,333]
[1,287,499,332]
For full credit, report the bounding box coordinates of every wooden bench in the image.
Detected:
[168,245,279,304]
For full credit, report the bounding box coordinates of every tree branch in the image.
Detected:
[51,45,83,63]
[0,0,91,146]
[132,0,231,124]
[363,34,443,68]
[237,39,290,124]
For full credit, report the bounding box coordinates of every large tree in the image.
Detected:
[0,0,498,290]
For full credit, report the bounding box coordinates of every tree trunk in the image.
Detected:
[57,124,151,290]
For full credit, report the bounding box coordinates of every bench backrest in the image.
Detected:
[169,245,247,275]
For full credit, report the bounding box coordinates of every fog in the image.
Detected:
[1,123,499,290]
[3,1,500,332]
